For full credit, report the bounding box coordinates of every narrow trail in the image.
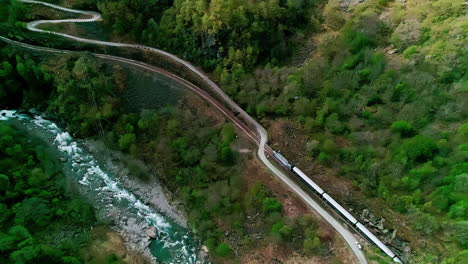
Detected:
[10,1,370,263]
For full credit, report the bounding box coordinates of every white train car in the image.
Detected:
[272,149,402,263]
[322,193,358,225]
[292,167,325,195]
[356,223,402,263]
[273,151,292,170]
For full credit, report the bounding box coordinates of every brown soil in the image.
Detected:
[240,243,328,264]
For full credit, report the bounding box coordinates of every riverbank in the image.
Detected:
[82,139,188,227]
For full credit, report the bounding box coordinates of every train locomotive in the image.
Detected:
[272,151,402,264]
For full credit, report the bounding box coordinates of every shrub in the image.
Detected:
[219,146,234,163]
[215,242,232,257]
[118,133,136,152]
[220,124,235,145]
[346,30,374,53]
[294,97,314,117]
[325,113,345,134]
[367,95,384,106]
[306,140,320,157]
[457,123,468,142]
[391,120,414,137]
[391,82,415,102]
[403,46,418,58]
[303,237,321,255]
[397,135,438,165]
[271,222,289,241]
[342,53,363,70]
[318,152,331,164]
[322,139,337,154]
[262,198,282,213]
[452,221,468,249]
[358,68,371,82]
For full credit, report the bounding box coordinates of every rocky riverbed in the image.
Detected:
[83,140,188,227]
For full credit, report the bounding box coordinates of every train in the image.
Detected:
[273,151,402,264]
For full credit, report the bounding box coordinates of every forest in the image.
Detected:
[0,40,330,263]
[0,123,97,263]
[85,0,466,262]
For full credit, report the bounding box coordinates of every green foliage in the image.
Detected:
[294,97,314,117]
[0,0,28,27]
[452,221,468,249]
[207,0,467,258]
[215,242,232,257]
[303,236,322,254]
[270,221,293,242]
[118,133,136,152]
[403,46,419,58]
[97,0,317,74]
[0,51,53,109]
[262,198,282,214]
[397,135,438,165]
[220,123,236,145]
[391,120,415,137]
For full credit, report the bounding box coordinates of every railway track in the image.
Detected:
[4,1,404,262]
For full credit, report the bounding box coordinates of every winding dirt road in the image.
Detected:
[9,1,370,263]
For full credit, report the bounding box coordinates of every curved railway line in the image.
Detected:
[4,1,405,262]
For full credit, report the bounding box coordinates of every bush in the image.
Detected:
[118,133,136,152]
[342,53,363,70]
[303,237,321,255]
[215,242,232,257]
[325,113,345,134]
[318,152,331,164]
[403,46,419,58]
[457,123,468,142]
[397,135,438,165]
[341,24,375,52]
[219,146,234,163]
[452,221,468,249]
[262,198,282,213]
[391,120,414,137]
[220,124,235,145]
[322,139,337,154]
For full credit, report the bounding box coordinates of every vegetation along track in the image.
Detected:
[10,0,418,263]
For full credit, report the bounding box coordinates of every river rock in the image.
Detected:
[197,245,209,263]
[377,218,385,230]
[146,226,158,239]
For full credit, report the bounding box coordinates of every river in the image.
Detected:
[0,110,204,264]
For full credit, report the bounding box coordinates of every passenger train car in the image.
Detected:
[272,151,402,263]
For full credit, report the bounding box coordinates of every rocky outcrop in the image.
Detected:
[146,226,158,239]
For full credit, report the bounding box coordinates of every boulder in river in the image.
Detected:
[146,226,158,239]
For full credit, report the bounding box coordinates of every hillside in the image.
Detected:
[0,0,466,263]
[84,0,467,262]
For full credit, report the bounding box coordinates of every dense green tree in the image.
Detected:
[118,133,136,152]
[391,120,415,137]
[396,136,438,166]
[215,242,232,257]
